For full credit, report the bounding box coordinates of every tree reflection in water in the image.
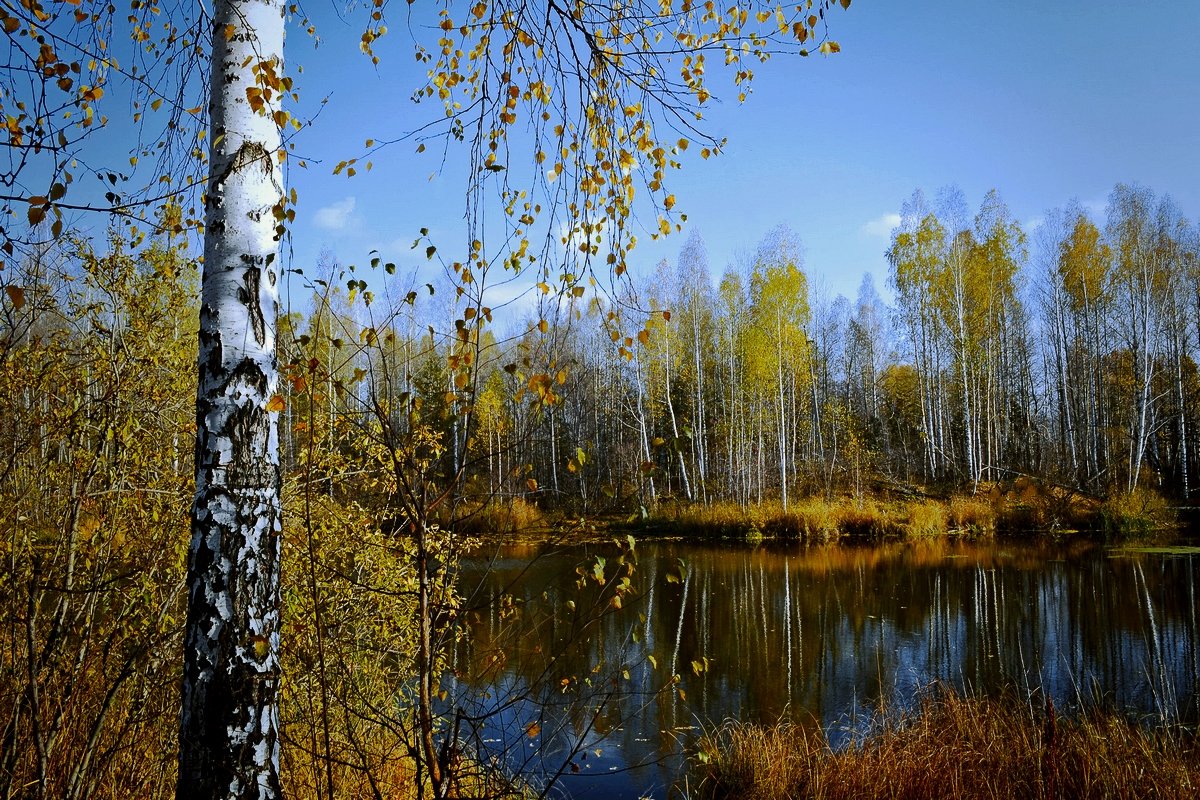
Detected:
[449,539,1200,799]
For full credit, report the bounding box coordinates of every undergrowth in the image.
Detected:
[691,690,1200,800]
[637,482,1179,543]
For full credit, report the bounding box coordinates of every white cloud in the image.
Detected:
[1024,216,1045,232]
[860,212,901,238]
[313,196,357,232]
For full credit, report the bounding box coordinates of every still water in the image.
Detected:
[448,538,1200,799]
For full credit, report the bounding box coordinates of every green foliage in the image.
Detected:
[280,494,421,798]
[1099,488,1175,539]
[0,234,195,798]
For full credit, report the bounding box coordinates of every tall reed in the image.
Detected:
[691,690,1200,800]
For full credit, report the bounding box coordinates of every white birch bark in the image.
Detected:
[632,352,656,502]
[663,333,692,500]
[179,2,286,798]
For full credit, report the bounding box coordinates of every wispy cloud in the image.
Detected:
[860,212,901,238]
[313,196,357,232]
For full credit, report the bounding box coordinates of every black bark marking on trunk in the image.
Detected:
[227,410,275,489]
[184,324,280,798]
[198,305,223,375]
[215,141,271,188]
[179,487,282,800]
[237,266,266,347]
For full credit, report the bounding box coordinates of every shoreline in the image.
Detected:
[460,484,1192,547]
[688,687,1200,800]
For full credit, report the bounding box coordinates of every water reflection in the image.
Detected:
[448,539,1200,799]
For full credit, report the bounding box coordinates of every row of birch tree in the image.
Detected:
[305,184,1197,509]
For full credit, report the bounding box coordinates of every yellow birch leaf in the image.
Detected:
[5,285,25,309]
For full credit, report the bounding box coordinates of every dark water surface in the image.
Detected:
[448,538,1200,799]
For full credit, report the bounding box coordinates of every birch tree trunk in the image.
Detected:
[179,2,286,797]
[633,353,656,503]
[663,334,693,500]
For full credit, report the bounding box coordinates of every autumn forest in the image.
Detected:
[3,0,1200,798]
[277,183,1199,513]
[6,176,1200,796]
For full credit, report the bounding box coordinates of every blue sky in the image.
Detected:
[281,1,1200,308]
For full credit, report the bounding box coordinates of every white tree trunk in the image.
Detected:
[663,334,692,500]
[179,2,286,798]
[632,353,656,503]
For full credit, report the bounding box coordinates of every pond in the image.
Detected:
[447,538,1200,799]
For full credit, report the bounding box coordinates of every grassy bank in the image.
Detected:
[690,692,1200,800]
[624,483,1180,543]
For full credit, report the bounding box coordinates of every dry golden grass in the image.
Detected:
[643,481,1177,544]
[774,499,840,541]
[652,500,760,540]
[692,692,1200,800]
[904,500,948,538]
[834,498,904,539]
[947,494,996,535]
[649,497,976,542]
[455,497,546,536]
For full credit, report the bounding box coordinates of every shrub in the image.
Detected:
[1099,488,1175,539]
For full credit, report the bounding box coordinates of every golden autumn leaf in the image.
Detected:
[5,285,25,310]
[266,394,286,412]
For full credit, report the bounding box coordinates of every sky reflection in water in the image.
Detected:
[448,539,1200,799]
